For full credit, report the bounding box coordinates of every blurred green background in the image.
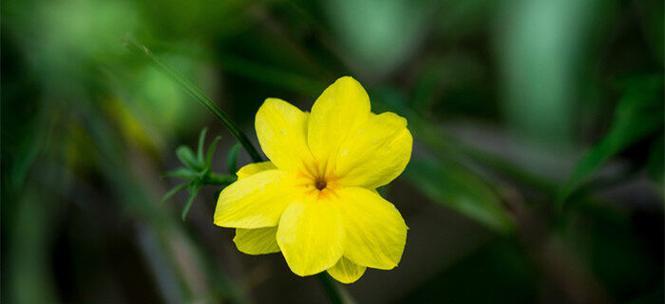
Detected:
[2,0,663,303]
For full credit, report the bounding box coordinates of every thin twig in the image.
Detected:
[125,39,263,163]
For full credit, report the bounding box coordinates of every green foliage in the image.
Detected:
[559,76,664,206]
[406,157,514,234]
[164,128,235,220]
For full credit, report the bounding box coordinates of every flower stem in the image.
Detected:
[317,273,346,304]
[203,172,236,186]
[126,39,263,163]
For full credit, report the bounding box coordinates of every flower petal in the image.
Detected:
[308,76,370,175]
[335,112,413,188]
[276,196,345,276]
[236,161,276,180]
[255,98,315,172]
[335,187,407,269]
[327,257,366,284]
[214,170,301,229]
[234,227,280,255]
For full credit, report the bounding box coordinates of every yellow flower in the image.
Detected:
[214,76,412,283]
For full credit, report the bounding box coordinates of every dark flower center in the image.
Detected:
[315,178,327,190]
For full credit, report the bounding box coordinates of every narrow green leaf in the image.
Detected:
[206,136,222,167]
[226,144,241,175]
[181,186,201,221]
[559,76,664,205]
[197,127,208,163]
[405,157,514,234]
[161,182,189,203]
[204,173,236,186]
[176,146,200,169]
[165,168,197,179]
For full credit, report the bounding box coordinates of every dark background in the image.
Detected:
[2,0,663,303]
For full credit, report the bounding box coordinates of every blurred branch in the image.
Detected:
[125,39,263,163]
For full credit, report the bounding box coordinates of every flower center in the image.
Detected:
[314,178,327,190]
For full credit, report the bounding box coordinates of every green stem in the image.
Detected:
[317,273,345,304]
[126,39,263,163]
[203,172,236,186]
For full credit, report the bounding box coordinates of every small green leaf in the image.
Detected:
[226,144,241,175]
[165,168,197,179]
[197,127,208,163]
[176,146,201,170]
[204,173,236,186]
[206,136,222,167]
[161,182,189,203]
[405,157,514,234]
[559,75,664,206]
[181,185,201,221]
